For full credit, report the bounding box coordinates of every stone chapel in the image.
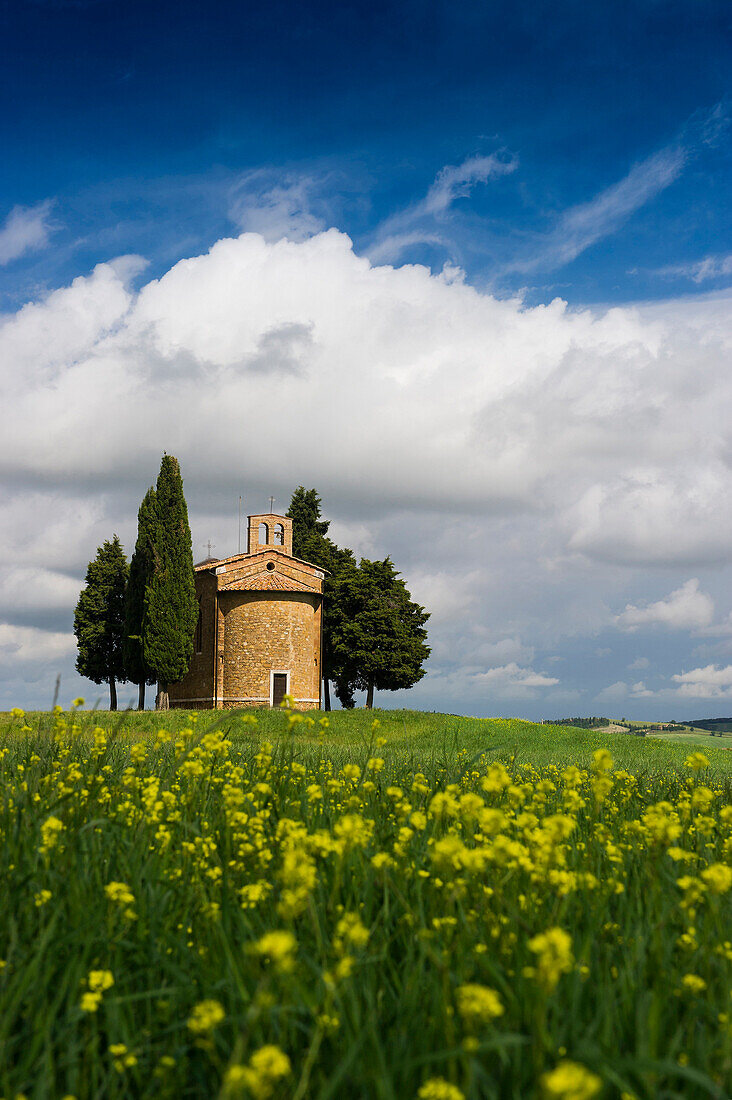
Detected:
[168,512,324,710]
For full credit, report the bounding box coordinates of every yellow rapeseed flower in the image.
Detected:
[416,1078,465,1100]
[541,1060,602,1099]
[253,930,297,972]
[528,927,574,993]
[685,752,710,772]
[225,1045,291,1099]
[455,983,504,1025]
[701,863,732,894]
[187,999,225,1034]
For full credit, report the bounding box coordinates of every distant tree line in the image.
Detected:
[543,717,610,730]
[74,472,429,711]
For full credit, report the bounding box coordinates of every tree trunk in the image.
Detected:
[109,677,118,712]
[323,677,331,712]
[137,682,145,711]
[156,683,170,711]
[366,681,374,709]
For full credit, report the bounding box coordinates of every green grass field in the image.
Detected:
[1,706,731,1099]
[4,707,732,779]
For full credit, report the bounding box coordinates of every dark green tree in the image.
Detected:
[123,487,157,710]
[145,455,198,709]
[73,535,129,710]
[287,487,356,710]
[288,487,330,558]
[330,557,430,709]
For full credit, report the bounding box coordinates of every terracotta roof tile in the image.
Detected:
[222,571,319,593]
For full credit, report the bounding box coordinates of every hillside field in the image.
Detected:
[4,706,732,779]
[1,705,731,1099]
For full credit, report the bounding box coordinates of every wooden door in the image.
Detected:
[272,673,288,708]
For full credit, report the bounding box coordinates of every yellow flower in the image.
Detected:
[701,863,732,894]
[104,881,136,918]
[187,999,225,1034]
[541,1060,602,1099]
[681,973,707,994]
[253,930,297,972]
[592,749,613,773]
[80,969,114,1012]
[455,983,504,1025]
[34,889,52,907]
[528,927,574,993]
[109,1042,137,1071]
[225,1045,291,1098]
[417,1079,465,1100]
[335,912,369,952]
[685,752,710,772]
[39,815,65,855]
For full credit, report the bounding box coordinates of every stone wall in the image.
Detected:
[219,591,321,709]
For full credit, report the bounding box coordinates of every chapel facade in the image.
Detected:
[168,512,324,710]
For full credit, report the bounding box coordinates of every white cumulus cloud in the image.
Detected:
[1,227,732,710]
[616,579,715,632]
[0,200,57,265]
[672,664,732,698]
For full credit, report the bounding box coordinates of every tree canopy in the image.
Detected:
[287,488,430,708]
[123,486,158,709]
[144,455,198,707]
[73,535,129,710]
[330,556,430,708]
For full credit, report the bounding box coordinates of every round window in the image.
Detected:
[266,561,275,571]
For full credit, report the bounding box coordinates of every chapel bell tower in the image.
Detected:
[247,513,294,556]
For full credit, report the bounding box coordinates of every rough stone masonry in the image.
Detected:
[168,513,324,709]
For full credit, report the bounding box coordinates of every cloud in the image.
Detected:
[2,228,732,710]
[509,105,728,275]
[0,623,76,680]
[0,200,58,265]
[672,663,732,699]
[653,253,732,284]
[423,661,559,702]
[594,681,629,704]
[627,656,650,670]
[616,579,715,632]
[369,152,517,263]
[422,154,518,216]
[228,170,327,242]
[511,146,685,274]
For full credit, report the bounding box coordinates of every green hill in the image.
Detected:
[4,707,732,779]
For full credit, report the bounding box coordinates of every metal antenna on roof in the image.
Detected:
[238,496,242,554]
[206,540,216,558]
[269,495,275,512]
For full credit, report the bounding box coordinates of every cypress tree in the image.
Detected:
[288,487,330,558]
[145,454,198,709]
[73,535,129,710]
[123,487,157,710]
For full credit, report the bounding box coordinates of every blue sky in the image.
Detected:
[1,0,731,717]
[1,0,730,307]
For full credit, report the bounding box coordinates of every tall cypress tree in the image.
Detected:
[145,454,198,709]
[74,535,129,710]
[288,487,330,558]
[123,487,157,710]
[287,487,356,711]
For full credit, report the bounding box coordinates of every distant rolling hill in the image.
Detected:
[685,718,732,734]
